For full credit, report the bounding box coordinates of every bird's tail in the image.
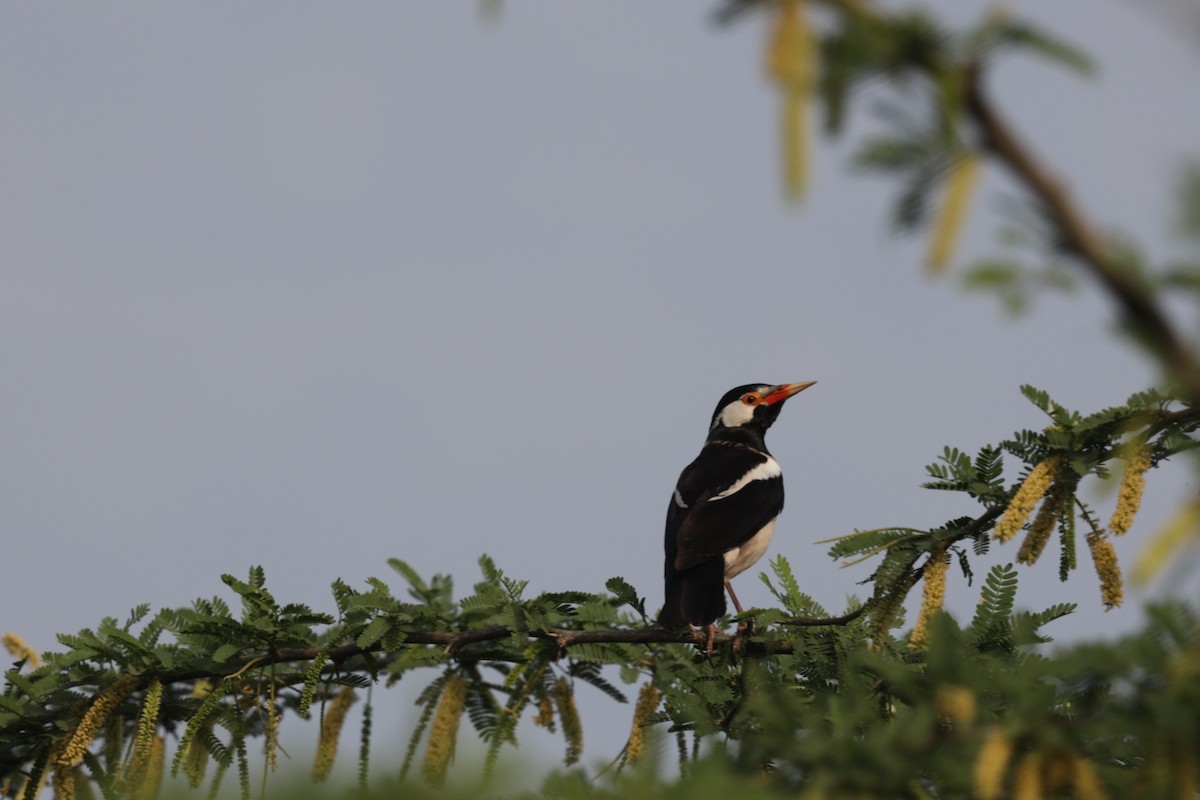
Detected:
[658,559,727,629]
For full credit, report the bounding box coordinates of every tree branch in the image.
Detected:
[269,610,866,669]
[724,0,1200,401]
[964,64,1200,403]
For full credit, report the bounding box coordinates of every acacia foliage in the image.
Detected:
[1,557,1199,798]
[5,1,1200,797]
[1,379,1197,799]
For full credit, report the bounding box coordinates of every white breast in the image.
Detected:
[722,518,777,579]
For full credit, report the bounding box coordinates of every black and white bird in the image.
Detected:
[659,381,815,649]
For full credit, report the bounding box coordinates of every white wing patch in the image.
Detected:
[708,457,781,501]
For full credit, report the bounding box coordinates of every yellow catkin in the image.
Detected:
[927,153,982,272]
[908,547,950,650]
[1109,444,1151,536]
[52,763,76,800]
[1011,753,1043,800]
[181,731,209,789]
[2,632,42,668]
[552,677,584,767]
[58,676,138,768]
[624,683,661,767]
[533,695,556,729]
[1134,500,1200,584]
[123,680,163,791]
[264,700,282,773]
[782,91,809,201]
[1070,754,1109,800]
[995,457,1064,543]
[132,737,164,800]
[421,676,469,786]
[934,684,976,727]
[1086,529,1124,608]
[312,686,357,782]
[973,727,1014,800]
[1017,481,1067,565]
[766,0,816,201]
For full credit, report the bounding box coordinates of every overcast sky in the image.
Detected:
[3,0,1198,779]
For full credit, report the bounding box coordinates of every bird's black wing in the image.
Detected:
[659,443,784,628]
[672,444,784,571]
[674,478,783,570]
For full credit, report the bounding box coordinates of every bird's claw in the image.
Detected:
[731,617,756,654]
[732,621,746,654]
[703,623,717,657]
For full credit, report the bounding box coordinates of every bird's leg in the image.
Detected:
[724,579,753,652]
[724,579,745,615]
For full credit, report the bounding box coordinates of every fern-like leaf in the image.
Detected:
[970,564,1018,652]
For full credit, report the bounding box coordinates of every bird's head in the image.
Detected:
[708,381,816,436]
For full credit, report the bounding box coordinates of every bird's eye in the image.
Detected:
[741,394,759,406]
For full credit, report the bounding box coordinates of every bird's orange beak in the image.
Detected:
[761,381,817,406]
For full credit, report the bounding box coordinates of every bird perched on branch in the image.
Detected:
[659,381,816,652]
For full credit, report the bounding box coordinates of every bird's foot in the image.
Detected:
[703,623,718,657]
[732,617,756,654]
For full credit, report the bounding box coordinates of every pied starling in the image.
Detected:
[659,381,815,650]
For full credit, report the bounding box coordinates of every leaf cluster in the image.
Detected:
[0,557,653,799]
[827,384,1197,633]
[2,539,1198,799]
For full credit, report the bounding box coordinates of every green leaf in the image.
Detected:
[993,20,1096,76]
[962,260,1020,289]
[1019,384,1052,414]
[854,136,929,172]
[825,527,920,563]
[387,559,426,595]
[570,661,628,704]
[124,603,151,630]
[356,616,392,649]
[970,563,1019,652]
[605,577,647,618]
[212,643,243,664]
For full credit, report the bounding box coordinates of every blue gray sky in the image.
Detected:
[2,0,1198,776]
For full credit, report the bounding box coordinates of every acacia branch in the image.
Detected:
[9,613,868,733]
[722,0,1200,401]
[270,609,865,668]
[965,64,1200,403]
[102,613,867,695]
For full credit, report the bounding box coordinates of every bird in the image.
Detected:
[659,380,816,652]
